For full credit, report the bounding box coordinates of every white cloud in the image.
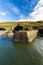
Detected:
[20,14,26,19]
[0,12,6,16]
[18,14,31,22]
[19,0,43,22]
[28,0,43,21]
[0,11,9,16]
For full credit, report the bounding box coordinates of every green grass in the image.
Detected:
[0,22,43,28]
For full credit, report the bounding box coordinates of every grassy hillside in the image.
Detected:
[0,21,43,28]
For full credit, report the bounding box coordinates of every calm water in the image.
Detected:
[0,36,43,65]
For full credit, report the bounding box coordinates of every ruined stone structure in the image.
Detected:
[13,30,38,43]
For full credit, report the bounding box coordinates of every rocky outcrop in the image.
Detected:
[38,29,43,37]
[32,26,38,30]
[13,25,23,32]
[0,28,6,30]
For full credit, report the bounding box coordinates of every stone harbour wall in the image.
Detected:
[13,30,38,43]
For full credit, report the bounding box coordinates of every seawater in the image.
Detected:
[0,36,43,65]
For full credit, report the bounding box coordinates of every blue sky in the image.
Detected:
[0,0,43,22]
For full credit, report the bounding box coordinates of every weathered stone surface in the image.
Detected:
[13,30,38,43]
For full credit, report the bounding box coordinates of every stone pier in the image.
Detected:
[13,30,38,43]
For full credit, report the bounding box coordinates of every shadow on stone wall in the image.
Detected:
[0,28,6,31]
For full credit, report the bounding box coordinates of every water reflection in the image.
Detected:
[0,37,43,65]
[0,36,14,48]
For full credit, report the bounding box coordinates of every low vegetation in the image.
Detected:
[0,21,43,28]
